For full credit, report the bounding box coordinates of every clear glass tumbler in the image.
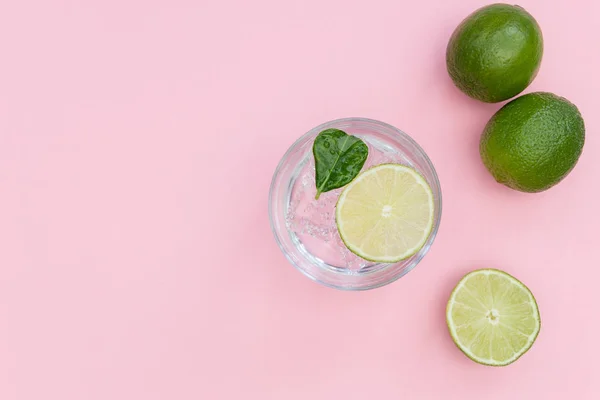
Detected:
[269,118,442,290]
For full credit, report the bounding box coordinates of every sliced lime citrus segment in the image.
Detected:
[446,269,541,366]
[335,164,435,263]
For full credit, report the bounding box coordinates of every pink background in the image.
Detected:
[0,0,598,398]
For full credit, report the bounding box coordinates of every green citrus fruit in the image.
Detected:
[480,92,585,193]
[335,164,435,263]
[446,269,541,366]
[446,4,543,103]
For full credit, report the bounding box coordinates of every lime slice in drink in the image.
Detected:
[335,164,435,263]
[446,269,541,366]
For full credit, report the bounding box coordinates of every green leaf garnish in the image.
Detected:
[313,128,368,200]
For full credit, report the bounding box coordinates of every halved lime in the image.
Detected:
[335,164,435,263]
[446,269,541,366]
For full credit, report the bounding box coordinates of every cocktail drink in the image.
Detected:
[269,118,441,290]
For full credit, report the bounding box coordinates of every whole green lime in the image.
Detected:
[446,4,543,103]
[480,92,585,193]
